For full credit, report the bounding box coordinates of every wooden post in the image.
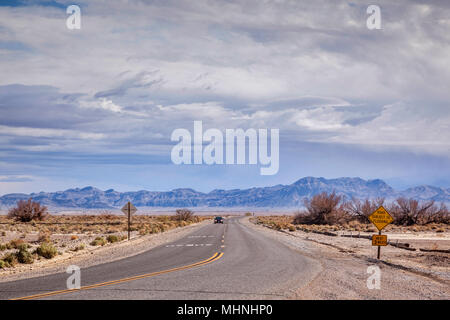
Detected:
[377,230,381,259]
[127,201,131,241]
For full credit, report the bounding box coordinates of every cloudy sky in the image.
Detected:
[0,0,449,195]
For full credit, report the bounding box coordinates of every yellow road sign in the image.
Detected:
[372,234,388,246]
[369,206,394,231]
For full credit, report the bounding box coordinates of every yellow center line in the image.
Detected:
[12,252,224,300]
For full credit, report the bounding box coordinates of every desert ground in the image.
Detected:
[252,216,449,280]
[0,213,211,277]
[244,217,449,299]
[1,211,448,300]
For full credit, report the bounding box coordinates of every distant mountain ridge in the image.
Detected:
[0,177,449,209]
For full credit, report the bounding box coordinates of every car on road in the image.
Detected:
[214,216,224,224]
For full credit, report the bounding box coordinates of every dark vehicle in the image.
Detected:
[214,216,224,224]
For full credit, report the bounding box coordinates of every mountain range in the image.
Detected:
[0,177,449,209]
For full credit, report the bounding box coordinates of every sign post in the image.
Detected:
[368,206,393,259]
[121,201,137,241]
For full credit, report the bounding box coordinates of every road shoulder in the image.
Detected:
[245,217,450,299]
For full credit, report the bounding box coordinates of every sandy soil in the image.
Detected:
[246,218,449,300]
[302,230,450,278]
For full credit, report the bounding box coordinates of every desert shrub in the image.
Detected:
[344,198,385,223]
[177,220,188,227]
[424,203,449,224]
[90,237,107,246]
[245,212,253,217]
[271,222,283,230]
[16,247,34,264]
[293,192,349,225]
[175,209,194,221]
[38,232,51,243]
[8,239,27,249]
[0,260,6,269]
[1,231,5,236]
[7,198,48,222]
[0,244,7,251]
[15,243,30,251]
[106,235,119,243]
[165,221,175,229]
[390,198,449,226]
[98,212,113,220]
[36,242,57,259]
[287,224,296,232]
[150,225,160,234]
[2,252,18,267]
[71,244,85,252]
[70,235,78,241]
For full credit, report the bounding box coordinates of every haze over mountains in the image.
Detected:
[0,177,449,209]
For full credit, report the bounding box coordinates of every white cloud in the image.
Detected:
[0,0,449,191]
[0,125,105,140]
[0,0,449,103]
[0,175,33,182]
[99,98,122,113]
[318,102,450,155]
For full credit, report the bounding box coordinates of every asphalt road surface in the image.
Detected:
[0,217,318,300]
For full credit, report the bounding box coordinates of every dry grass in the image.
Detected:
[253,216,450,233]
[0,214,209,235]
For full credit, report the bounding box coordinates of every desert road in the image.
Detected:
[0,217,317,300]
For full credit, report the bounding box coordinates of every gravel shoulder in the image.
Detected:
[245,218,450,300]
[0,219,210,283]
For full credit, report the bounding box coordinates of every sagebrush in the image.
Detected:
[8,199,48,222]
